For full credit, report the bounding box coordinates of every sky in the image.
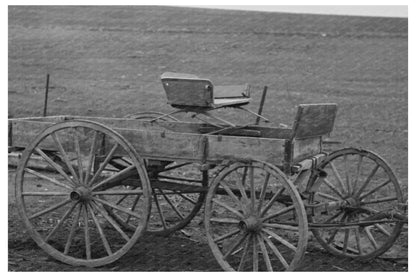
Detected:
[184,5,408,18]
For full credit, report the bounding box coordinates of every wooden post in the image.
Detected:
[43,74,50,117]
[255,86,268,125]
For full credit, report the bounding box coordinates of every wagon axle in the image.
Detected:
[70,186,92,202]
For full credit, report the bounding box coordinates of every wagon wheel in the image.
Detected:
[307,148,405,260]
[124,111,179,121]
[103,112,206,235]
[106,160,208,236]
[205,161,308,271]
[15,120,151,267]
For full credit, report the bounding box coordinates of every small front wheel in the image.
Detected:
[308,148,406,260]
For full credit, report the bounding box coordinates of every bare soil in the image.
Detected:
[8,6,408,271]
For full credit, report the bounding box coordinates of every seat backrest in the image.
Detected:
[291,103,337,140]
[161,72,214,108]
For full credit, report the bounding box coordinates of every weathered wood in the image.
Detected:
[161,75,214,107]
[291,103,337,139]
[9,116,293,139]
[198,126,261,137]
[9,118,287,165]
[292,137,322,163]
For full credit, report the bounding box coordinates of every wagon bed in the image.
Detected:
[9,103,337,170]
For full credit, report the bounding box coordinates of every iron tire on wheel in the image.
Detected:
[307,148,405,260]
[205,161,308,271]
[15,120,152,267]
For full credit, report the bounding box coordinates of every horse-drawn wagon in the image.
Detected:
[8,73,407,271]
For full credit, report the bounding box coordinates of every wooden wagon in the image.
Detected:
[8,73,407,271]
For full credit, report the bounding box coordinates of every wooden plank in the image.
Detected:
[9,118,287,166]
[9,116,293,139]
[291,103,337,139]
[292,137,322,163]
[161,77,214,107]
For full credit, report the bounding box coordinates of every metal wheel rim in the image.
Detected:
[15,120,151,267]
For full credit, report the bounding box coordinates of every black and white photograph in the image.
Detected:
[7,2,409,271]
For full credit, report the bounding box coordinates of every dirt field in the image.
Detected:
[8,6,408,271]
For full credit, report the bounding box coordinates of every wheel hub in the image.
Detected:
[239,216,262,233]
[70,186,92,202]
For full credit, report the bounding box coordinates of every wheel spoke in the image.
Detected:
[316,191,340,201]
[212,198,244,219]
[324,210,344,223]
[51,132,80,184]
[210,217,240,224]
[236,167,249,203]
[22,191,69,196]
[355,228,363,255]
[177,192,197,205]
[249,166,255,211]
[343,228,350,254]
[73,128,84,184]
[262,205,294,222]
[361,196,397,205]
[329,161,347,194]
[84,130,98,185]
[353,154,364,193]
[83,204,91,260]
[359,180,391,200]
[87,143,119,186]
[87,203,112,256]
[219,182,245,212]
[153,190,168,230]
[326,229,339,245]
[344,154,351,194]
[354,164,380,197]
[262,228,297,251]
[262,223,300,232]
[35,148,77,187]
[92,189,143,196]
[213,228,241,243]
[364,227,379,249]
[262,232,289,270]
[374,223,391,237]
[125,194,141,225]
[258,172,271,213]
[93,196,143,219]
[260,187,285,217]
[24,168,73,190]
[223,233,248,260]
[158,188,185,220]
[91,201,131,242]
[257,234,273,271]
[91,165,136,191]
[252,234,258,271]
[323,179,344,199]
[237,234,251,271]
[28,198,72,220]
[45,201,79,242]
[64,204,82,255]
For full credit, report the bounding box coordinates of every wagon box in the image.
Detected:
[8,103,335,171]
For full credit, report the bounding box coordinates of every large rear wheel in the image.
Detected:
[15,120,151,267]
